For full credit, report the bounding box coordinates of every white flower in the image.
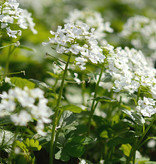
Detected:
[11,110,32,126]
[0,99,16,115]
[137,97,156,117]
[6,27,21,38]
[5,77,11,83]
[74,73,81,84]
[121,15,156,62]
[104,43,156,94]
[0,87,52,136]
[147,139,156,148]
[0,0,37,39]
[43,23,105,70]
[64,9,113,41]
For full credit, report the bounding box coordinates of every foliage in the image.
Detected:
[0,0,156,164]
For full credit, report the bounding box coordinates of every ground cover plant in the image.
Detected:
[0,0,156,163]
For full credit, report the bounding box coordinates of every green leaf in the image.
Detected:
[29,79,50,89]
[148,137,156,140]
[55,148,70,162]
[63,105,82,113]
[47,71,60,79]
[100,130,108,138]
[10,77,35,89]
[18,45,35,52]
[82,137,94,145]
[58,111,77,128]
[55,150,62,160]
[64,136,86,158]
[92,96,117,103]
[60,150,70,162]
[0,116,12,125]
[15,155,28,164]
[25,138,42,151]
[122,110,145,126]
[108,137,134,147]
[65,144,85,158]
[112,114,120,124]
[120,144,132,157]
[15,140,28,153]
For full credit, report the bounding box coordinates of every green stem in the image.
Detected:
[53,110,64,155]
[126,87,141,163]
[126,115,156,164]
[137,115,156,149]
[126,140,137,164]
[81,74,85,105]
[9,128,19,164]
[49,53,72,164]
[0,71,25,77]
[5,45,16,77]
[87,64,104,136]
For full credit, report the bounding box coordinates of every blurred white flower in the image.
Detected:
[121,15,156,62]
[65,9,113,41]
[147,139,156,148]
[137,97,156,117]
[0,87,52,136]
[74,73,81,84]
[79,159,88,164]
[0,0,37,39]
[11,110,32,126]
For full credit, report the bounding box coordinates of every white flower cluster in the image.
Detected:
[104,44,156,117]
[0,87,52,136]
[0,0,37,39]
[137,97,156,117]
[121,15,156,52]
[64,9,113,41]
[105,45,156,93]
[43,23,105,70]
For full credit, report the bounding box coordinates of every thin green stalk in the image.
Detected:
[5,45,16,77]
[81,74,85,105]
[126,87,141,163]
[49,53,72,164]
[126,115,156,164]
[126,139,137,164]
[87,64,104,136]
[52,110,64,155]
[0,71,25,77]
[137,115,156,149]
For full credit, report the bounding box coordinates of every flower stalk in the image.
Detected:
[126,115,156,164]
[49,53,72,164]
[87,64,105,136]
[5,45,16,77]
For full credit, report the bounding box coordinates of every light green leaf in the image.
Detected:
[63,105,82,113]
[100,130,108,138]
[18,45,35,52]
[120,144,132,157]
[10,77,35,89]
[25,138,42,151]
